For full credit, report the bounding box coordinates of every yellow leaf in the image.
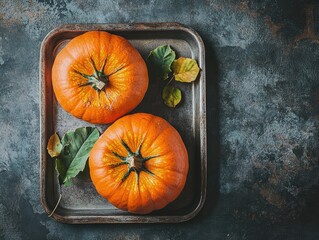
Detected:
[47,132,62,158]
[172,57,200,83]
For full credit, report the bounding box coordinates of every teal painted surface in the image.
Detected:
[1,0,319,239]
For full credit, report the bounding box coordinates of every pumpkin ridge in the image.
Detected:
[105,34,113,70]
[146,164,187,175]
[110,172,132,209]
[81,89,96,119]
[155,176,180,210]
[142,174,167,210]
[135,115,157,153]
[109,34,135,60]
[104,38,137,78]
[97,31,102,76]
[82,33,96,62]
[100,90,114,111]
[139,126,171,156]
[139,173,156,211]
[134,174,142,211]
[123,173,138,211]
[63,44,79,60]
[68,94,86,119]
[127,172,140,212]
[150,171,179,192]
[98,173,122,200]
[98,31,111,69]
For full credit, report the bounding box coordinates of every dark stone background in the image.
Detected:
[1,0,319,239]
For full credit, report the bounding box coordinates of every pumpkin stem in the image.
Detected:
[110,140,158,182]
[75,58,110,91]
[128,155,144,172]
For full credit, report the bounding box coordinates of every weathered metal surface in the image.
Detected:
[40,23,207,224]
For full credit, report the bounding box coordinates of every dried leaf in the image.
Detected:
[172,57,200,83]
[47,133,62,158]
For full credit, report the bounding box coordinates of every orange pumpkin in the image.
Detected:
[89,113,188,214]
[52,31,148,124]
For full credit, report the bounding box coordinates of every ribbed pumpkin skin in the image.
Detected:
[52,31,148,124]
[89,113,188,214]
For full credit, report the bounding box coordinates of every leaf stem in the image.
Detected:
[165,75,175,87]
[48,193,62,217]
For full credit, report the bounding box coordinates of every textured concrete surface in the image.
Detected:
[1,0,319,239]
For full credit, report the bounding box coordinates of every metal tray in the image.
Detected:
[40,23,206,224]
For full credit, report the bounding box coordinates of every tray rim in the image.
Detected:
[39,22,207,224]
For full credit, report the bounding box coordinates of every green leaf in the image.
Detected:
[47,133,62,158]
[56,127,100,186]
[162,85,182,108]
[56,156,69,186]
[148,45,176,80]
[172,57,200,83]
